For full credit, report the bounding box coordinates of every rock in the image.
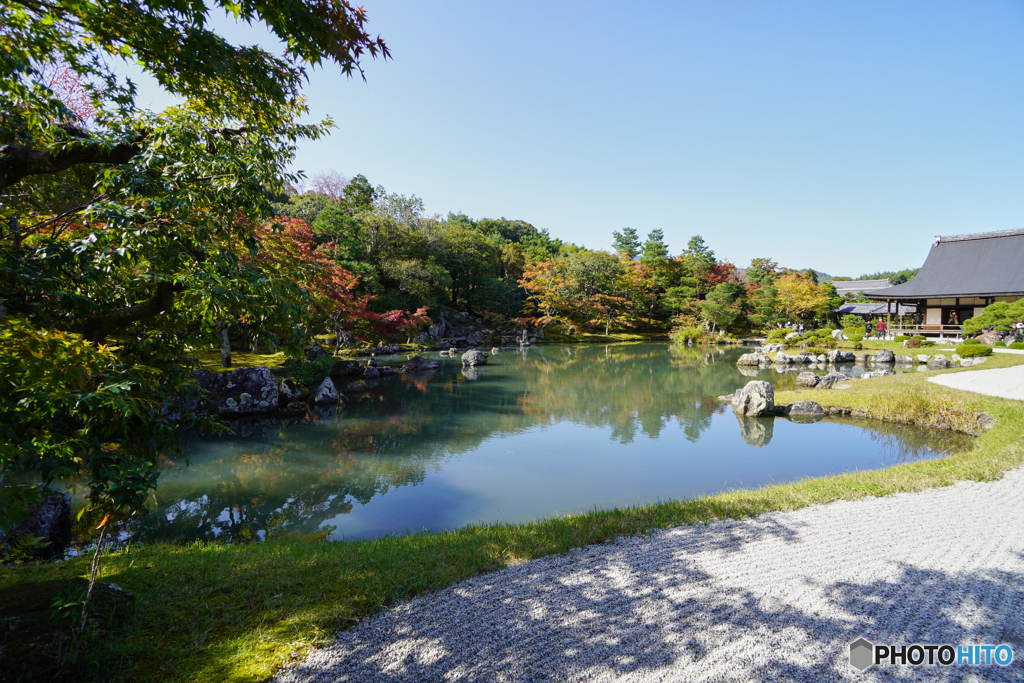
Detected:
[951,354,961,361]
[977,412,995,429]
[895,354,915,364]
[816,354,828,362]
[832,329,845,341]
[827,350,855,363]
[377,366,400,376]
[734,413,775,447]
[795,372,821,388]
[491,347,501,354]
[342,381,367,393]
[461,349,489,366]
[869,349,895,364]
[401,355,440,373]
[192,366,279,416]
[467,330,485,346]
[978,331,1002,345]
[792,355,812,364]
[971,357,987,365]
[861,370,892,379]
[329,360,364,378]
[305,341,328,362]
[313,377,338,404]
[737,352,769,366]
[903,339,922,348]
[731,380,775,417]
[927,358,954,369]
[818,371,851,389]
[851,408,868,418]
[717,394,735,403]
[853,353,868,363]
[0,492,72,560]
[277,378,305,401]
[786,400,826,417]
[785,332,800,340]
[461,366,481,381]
[773,352,794,364]
[916,354,932,363]
[362,366,380,379]
[759,343,784,353]
[356,343,401,357]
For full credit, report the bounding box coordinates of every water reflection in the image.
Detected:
[130,344,970,544]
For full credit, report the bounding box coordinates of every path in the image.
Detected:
[277,468,1024,682]
[929,356,1024,401]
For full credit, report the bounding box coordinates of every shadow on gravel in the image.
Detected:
[279,537,1024,683]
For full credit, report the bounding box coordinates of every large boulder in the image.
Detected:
[773,352,794,364]
[869,349,895,364]
[401,355,440,373]
[853,353,869,364]
[277,378,305,403]
[795,372,821,388]
[978,331,1002,345]
[831,329,845,341]
[0,492,72,560]
[927,358,954,369]
[732,380,775,417]
[305,341,328,362]
[895,354,915,364]
[827,349,855,363]
[734,413,775,447]
[737,352,769,366]
[916,354,932,363]
[785,332,800,340]
[329,360,364,378]
[192,366,279,416]
[313,377,338,404]
[786,400,826,417]
[818,371,851,389]
[461,349,488,366]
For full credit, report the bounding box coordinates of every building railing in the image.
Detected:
[887,323,963,339]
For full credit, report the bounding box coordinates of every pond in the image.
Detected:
[134,344,970,544]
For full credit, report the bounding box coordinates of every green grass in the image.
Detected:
[4,354,1024,682]
[194,351,290,373]
[539,331,667,344]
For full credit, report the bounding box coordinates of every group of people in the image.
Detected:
[863,319,887,339]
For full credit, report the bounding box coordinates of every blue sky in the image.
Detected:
[131,1,1024,276]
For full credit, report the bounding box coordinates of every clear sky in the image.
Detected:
[130,1,1024,276]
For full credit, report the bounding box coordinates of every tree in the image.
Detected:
[309,170,349,200]
[698,283,743,334]
[775,273,832,322]
[746,257,779,287]
[962,300,1024,335]
[0,0,390,595]
[612,227,641,260]
[748,285,783,329]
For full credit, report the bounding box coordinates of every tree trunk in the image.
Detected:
[218,322,232,368]
[605,314,611,337]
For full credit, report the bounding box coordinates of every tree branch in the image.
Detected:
[0,141,142,190]
[82,281,184,343]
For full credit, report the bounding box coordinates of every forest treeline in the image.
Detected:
[273,171,848,340]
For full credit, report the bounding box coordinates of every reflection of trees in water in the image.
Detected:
[854,418,973,463]
[132,345,969,544]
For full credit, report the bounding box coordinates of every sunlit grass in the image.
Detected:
[3,355,1023,682]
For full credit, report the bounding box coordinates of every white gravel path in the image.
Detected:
[929,364,1024,401]
[277,467,1024,683]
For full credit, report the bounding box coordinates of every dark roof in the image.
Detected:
[836,303,916,316]
[865,228,1024,300]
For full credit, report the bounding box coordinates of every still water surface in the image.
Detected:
[137,344,969,543]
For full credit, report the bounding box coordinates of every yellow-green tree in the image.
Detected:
[775,272,832,322]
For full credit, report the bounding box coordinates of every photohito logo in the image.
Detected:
[849,638,1014,672]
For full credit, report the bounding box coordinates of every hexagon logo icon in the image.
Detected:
[849,638,875,671]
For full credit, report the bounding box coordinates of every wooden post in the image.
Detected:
[886,300,892,339]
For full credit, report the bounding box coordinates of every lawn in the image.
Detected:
[3,351,1023,683]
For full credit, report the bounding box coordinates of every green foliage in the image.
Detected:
[919,340,936,347]
[804,347,826,356]
[912,335,927,340]
[957,344,993,358]
[844,327,866,337]
[853,341,864,350]
[669,324,708,345]
[766,329,789,341]
[290,356,335,387]
[840,314,865,329]
[1009,342,1024,350]
[848,334,864,342]
[962,300,1024,335]
[611,227,641,259]
[894,335,910,343]
[961,338,981,346]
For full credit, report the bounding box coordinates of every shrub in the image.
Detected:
[766,329,789,341]
[919,340,935,347]
[912,335,927,340]
[843,327,865,337]
[670,324,708,345]
[1010,342,1024,350]
[847,334,864,343]
[804,346,826,356]
[291,355,335,386]
[894,335,910,342]
[853,341,863,350]
[961,338,981,346]
[957,344,993,358]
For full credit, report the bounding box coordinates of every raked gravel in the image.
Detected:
[277,467,1024,683]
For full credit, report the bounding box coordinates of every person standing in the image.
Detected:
[864,320,871,338]
[876,318,886,339]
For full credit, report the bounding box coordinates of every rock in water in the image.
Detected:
[786,400,825,417]
[313,377,338,404]
[795,372,821,388]
[869,349,895,364]
[827,349,855,363]
[461,349,488,366]
[192,366,279,416]
[731,380,775,417]
[401,355,440,373]
[736,352,768,366]
[818,371,851,389]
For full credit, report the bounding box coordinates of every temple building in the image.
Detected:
[865,228,1024,337]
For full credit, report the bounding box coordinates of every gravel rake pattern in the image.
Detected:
[278,468,1024,682]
